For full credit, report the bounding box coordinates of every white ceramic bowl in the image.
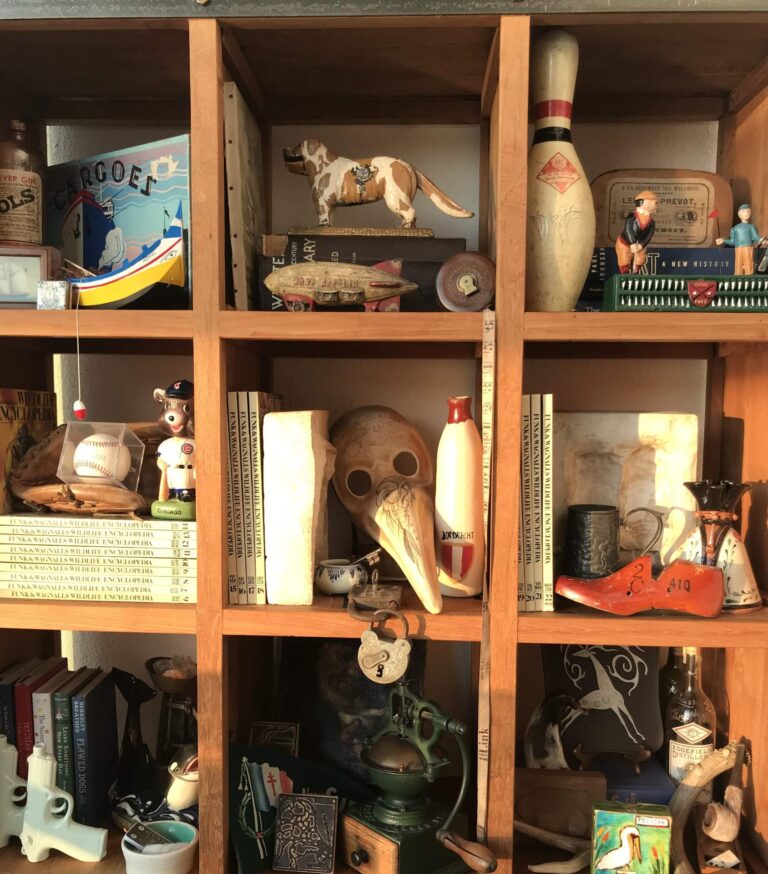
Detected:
[121,821,199,874]
[313,559,368,595]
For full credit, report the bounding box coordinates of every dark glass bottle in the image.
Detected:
[665,647,716,803]
[659,647,685,718]
[0,119,45,244]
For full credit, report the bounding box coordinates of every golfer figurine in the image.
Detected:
[615,190,658,274]
[717,203,766,275]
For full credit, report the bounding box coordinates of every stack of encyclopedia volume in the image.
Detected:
[226,390,283,605]
[518,393,554,612]
[0,515,196,603]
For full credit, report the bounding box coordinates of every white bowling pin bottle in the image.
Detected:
[435,396,484,597]
[526,30,596,312]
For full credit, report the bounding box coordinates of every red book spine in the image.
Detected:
[14,660,65,778]
[14,683,35,779]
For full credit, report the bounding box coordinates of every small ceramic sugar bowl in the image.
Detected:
[314,559,368,595]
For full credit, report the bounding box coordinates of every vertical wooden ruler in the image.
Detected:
[477,309,495,842]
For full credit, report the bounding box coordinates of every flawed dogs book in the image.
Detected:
[44,136,190,306]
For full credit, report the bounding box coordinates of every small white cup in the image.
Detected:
[313,559,368,595]
[166,764,200,811]
[121,821,198,874]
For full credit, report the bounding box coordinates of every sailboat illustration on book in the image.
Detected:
[72,203,186,308]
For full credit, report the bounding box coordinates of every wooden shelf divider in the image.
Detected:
[0,601,196,634]
[223,595,483,641]
[0,310,194,339]
[518,610,768,648]
[219,310,484,342]
[525,312,768,343]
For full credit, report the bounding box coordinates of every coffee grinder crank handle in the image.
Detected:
[423,711,498,873]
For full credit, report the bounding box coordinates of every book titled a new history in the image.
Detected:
[0,515,196,603]
[519,394,554,612]
[227,391,283,605]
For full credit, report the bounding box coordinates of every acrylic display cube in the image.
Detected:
[57,422,144,491]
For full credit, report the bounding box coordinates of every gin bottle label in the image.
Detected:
[668,722,713,804]
[0,168,42,243]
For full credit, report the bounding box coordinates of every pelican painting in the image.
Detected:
[595,825,642,872]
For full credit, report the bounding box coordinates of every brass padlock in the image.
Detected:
[357,609,411,685]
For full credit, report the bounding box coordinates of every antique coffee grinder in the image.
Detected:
[341,683,496,874]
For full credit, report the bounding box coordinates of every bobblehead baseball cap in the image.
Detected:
[165,379,194,399]
[739,203,751,211]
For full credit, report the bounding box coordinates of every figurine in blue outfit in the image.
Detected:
[716,203,766,274]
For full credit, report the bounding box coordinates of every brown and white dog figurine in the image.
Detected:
[283,138,474,228]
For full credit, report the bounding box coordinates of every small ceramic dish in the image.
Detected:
[121,821,198,874]
[314,559,368,595]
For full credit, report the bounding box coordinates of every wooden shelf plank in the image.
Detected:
[219,311,483,343]
[0,310,193,339]
[518,609,768,648]
[524,312,768,343]
[223,593,482,641]
[0,601,196,634]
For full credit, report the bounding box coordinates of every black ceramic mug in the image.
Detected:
[564,504,620,579]
[563,504,665,579]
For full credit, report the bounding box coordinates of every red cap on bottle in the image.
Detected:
[447,396,472,424]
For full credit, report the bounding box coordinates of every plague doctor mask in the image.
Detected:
[331,406,442,615]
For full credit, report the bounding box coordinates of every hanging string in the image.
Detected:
[73,288,86,420]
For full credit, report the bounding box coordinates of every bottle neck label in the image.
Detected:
[672,722,712,744]
[0,168,42,244]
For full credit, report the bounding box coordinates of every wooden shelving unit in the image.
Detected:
[0,6,767,874]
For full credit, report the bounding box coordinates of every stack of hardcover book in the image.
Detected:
[518,394,554,612]
[0,515,196,603]
[226,390,283,604]
[0,657,117,825]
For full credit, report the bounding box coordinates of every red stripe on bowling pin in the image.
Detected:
[534,100,573,121]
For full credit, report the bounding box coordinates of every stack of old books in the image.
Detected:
[226,390,283,605]
[518,393,554,613]
[0,515,196,603]
[0,656,117,825]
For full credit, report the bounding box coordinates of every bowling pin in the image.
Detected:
[526,30,596,312]
[435,396,484,597]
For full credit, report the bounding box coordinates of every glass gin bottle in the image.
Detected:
[665,646,716,803]
[0,119,44,244]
